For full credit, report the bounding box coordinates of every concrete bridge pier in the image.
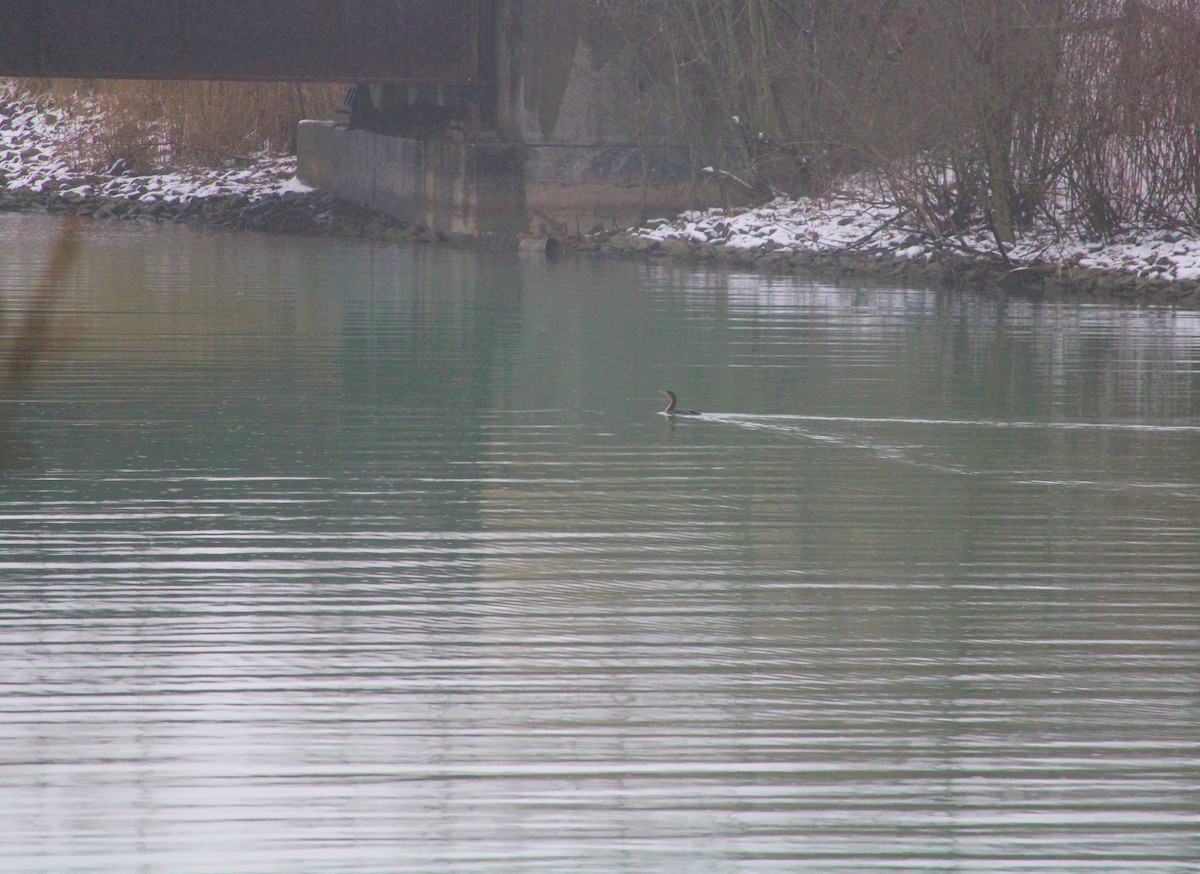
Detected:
[297,1,710,239]
[298,114,529,236]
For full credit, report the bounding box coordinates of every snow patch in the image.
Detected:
[1,89,304,207]
[627,178,1200,287]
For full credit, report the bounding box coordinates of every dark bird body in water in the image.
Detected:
[659,389,700,416]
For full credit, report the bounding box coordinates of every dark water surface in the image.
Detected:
[2,213,1199,872]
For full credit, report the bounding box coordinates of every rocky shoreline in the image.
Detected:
[0,174,438,243]
[582,230,1200,307]
[1,88,437,243]
[5,175,1198,308]
[5,87,1200,307]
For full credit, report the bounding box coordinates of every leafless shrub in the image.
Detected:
[1058,0,1200,235]
[602,0,901,199]
[603,0,1200,241]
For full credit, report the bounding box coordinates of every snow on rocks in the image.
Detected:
[5,86,1200,302]
[0,85,424,239]
[623,180,1200,304]
[0,86,305,206]
[639,194,909,255]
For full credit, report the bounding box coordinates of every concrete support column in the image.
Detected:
[297,0,721,238]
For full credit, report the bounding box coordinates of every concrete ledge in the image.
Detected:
[298,121,526,236]
[298,120,713,237]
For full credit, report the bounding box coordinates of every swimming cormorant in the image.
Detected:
[659,389,700,416]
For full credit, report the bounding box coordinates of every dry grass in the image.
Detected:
[16,79,342,173]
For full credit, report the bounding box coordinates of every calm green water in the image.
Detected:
[2,213,1199,872]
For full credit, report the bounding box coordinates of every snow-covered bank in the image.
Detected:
[5,85,1200,306]
[644,191,1200,280]
[595,184,1200,307]
[0,87,424,240]
[2,87,300,203]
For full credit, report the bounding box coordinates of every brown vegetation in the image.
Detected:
[16,79,341,173]
[604,0,1200,246]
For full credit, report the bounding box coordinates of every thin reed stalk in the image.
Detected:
[0,219,79,461]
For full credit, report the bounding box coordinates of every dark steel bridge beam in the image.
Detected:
[0,0,483,83]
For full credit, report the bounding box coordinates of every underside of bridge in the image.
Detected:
[0,0,714,237]
[0,0,480,82]
[301,0,720,237]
